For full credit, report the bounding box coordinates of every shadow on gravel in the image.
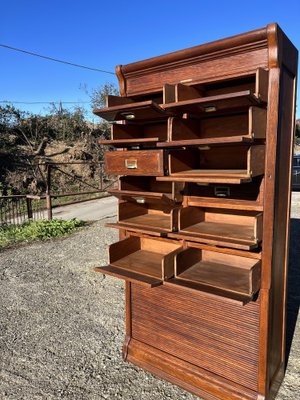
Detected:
[286,217,300,367]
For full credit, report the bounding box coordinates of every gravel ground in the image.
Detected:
[0,195,299,399]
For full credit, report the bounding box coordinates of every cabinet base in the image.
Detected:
[123,338,284,400]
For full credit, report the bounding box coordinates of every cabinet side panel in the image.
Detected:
[268,65,297,383]
[131,284,260,391]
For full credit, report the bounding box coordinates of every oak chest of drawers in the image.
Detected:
[94,24,298,400]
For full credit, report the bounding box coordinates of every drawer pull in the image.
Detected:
[214,186,230,197]
[134,197,146,204]
[121,112,135,120]
[125,159,138,169]
[204,105,217,113]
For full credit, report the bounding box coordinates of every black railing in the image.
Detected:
[0,195,46,226]
[0,161,117,225]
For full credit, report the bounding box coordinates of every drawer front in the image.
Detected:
[105,150,164,176]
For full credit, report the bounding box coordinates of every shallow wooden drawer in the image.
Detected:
[170,245,261,303]
[161,68,268,116]
[158,107,266,147]
[109,176,183,206]
[105,150,165,176]
[99,121,168,147]
[93,95,170,122]
[157,144,265,184]
[169,206,262,250]
[186,177,264,211]
[107,200,179,237]
[95,236,183,287]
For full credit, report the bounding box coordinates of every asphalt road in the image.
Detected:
[52,196,118,221]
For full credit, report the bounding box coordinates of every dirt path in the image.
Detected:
[0,195,299,399]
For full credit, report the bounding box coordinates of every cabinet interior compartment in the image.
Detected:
[158,145,265,184]
[169,206,262,250]
[95,236,182,286]
[159,107,266,147]
[107,201,178,236]
[105,149,164,176]
[99,120,168,147]
[172,246,261,302]
[109,176,184,205]
[162,69,268,116]
[186,177,264,210]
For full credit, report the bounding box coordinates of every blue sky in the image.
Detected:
[1,0,299,120]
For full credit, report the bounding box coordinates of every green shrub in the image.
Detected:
[0,218,85,249]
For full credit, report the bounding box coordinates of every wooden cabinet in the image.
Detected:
[94,24,298,400]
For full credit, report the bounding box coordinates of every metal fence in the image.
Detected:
[0,195,46,226]
[0,161,117,226]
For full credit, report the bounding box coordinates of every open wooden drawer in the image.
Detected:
[157,145,265,184]
[109,176,183,206]
[107,201,179,236]
[169,206,262,250]
[186,177,264,211]
[99,120,168,147]
[158,107,266,147]
[93,95,171,122]
[168,244,261,303]
[161,68,268,116]
[95,236,183,287]
[105,149,165,176]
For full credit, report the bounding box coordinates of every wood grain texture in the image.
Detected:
[105,149,165,176]
[130,283,260,390]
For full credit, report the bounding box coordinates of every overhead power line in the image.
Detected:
[0,100,90,105]
[0,43,115,75]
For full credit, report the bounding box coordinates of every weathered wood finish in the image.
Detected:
[94,23,297,400]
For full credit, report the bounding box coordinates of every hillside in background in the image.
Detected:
[0,104,111,195]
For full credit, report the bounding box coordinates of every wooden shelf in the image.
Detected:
[99,137,159,146]
[186,196,263,211]
[173,246,261,302]
[99,120,168,147]
[159,145,265,184]
[112,201,179,234]
[159,135,253,147]
[162,91,262,115]
[169,207,262,250]
[95,265,162,287]
[95,236,182,286]
[161,69,268,117]
[108,176,183,206]
[94,99,170,122]
[106,222,165,237]
[164,278,253,304]
[158,107,266,147]
[158,175,251,184]
[185,179,264,211]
